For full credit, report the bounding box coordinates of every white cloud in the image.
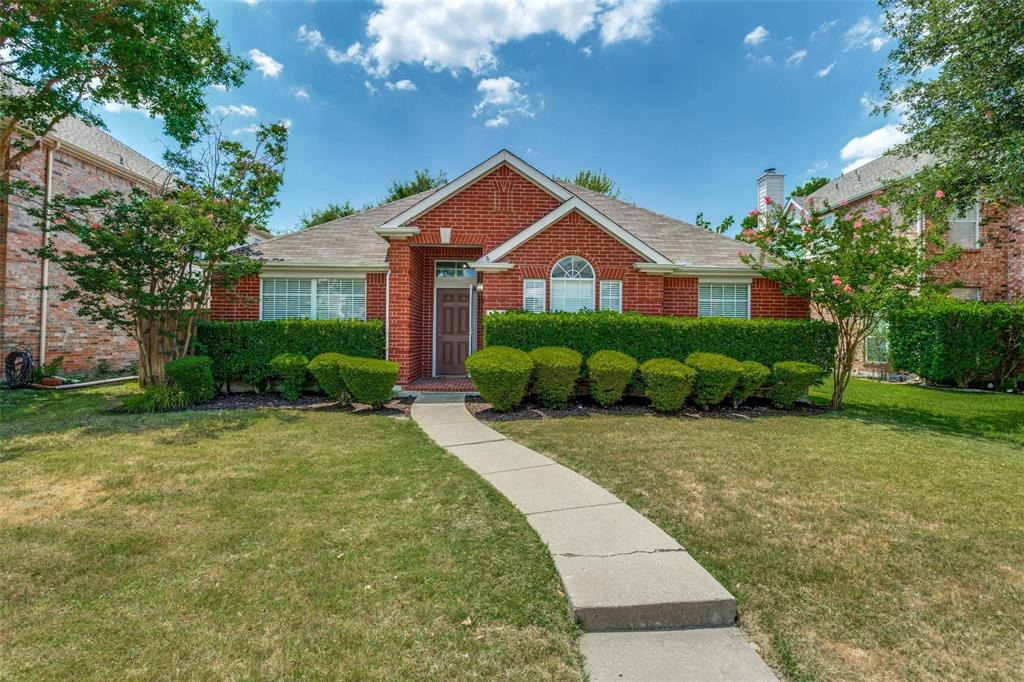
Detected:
[599,0,662,45]
[745,53,772,65]
[385,79,417,92]
[839,123,907,173]
[210,83,228,92]
[240,0,258,5]
[248,48,283,77]
[474,76,537,127]
[292,86,310,100]
[212,103,258,117]
[810,19,838,40]
[282,118,292,129]
[859,92,881,113]
[815,61,835,77]
[743,25,769,47]
[364,80,379,95]
[299,0,662,76]
[785,49,807,66]
[804,160,828,176]
[231,124,260,136]
[580,45,593,57]
[844,17,889,52]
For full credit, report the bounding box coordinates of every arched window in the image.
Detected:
[550,256,595,312]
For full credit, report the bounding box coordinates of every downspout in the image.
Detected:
[39,142,57,365]
[384,270,390,361]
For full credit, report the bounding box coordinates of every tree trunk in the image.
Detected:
[830,322,861,410]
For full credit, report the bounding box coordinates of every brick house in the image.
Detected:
[212,150,809,387]
[1,117,270,379]
[777,155,1024,373]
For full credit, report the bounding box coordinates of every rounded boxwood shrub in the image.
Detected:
[338,356,400,408]
[529,346,583,408]
[308,352,350,402]
[269,353,309,401]
[587,350,638,407]
[732,360,771,406]
[684,352,744,408]
[639,358,696,412]
[465,346,533,412]
[122,385,188,413]
[770,361,826,408]
[165,355,215,405]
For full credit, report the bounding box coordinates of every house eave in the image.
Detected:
[634,263,772,277]
[468,260,514,273]
[374,226,420,239]
[259,261,390,275]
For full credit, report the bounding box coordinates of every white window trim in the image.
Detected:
[600,280,622,312]
[523,278,546,313]
[550,256,596,313]
[259,274,368,321]
[697,281,751,319]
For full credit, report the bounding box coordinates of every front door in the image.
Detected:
[435,289,471,375]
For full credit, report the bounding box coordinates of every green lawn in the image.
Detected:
[493,379,1024,682]
[0,385,584,680]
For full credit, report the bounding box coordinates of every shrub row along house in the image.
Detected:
[212,150,808,388]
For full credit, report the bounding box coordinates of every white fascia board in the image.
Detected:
[259,262,390,277]
[634,263,768,277]
[479,198,672,266]
[373,226,419,238]
[468,261,515,273]
[376,149,573,232]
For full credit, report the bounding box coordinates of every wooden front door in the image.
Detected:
[435,289,471,375]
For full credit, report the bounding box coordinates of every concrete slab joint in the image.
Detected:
[410,394,777,681]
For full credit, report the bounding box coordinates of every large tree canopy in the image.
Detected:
[559,169,621,198]
[297,202,356,230]
[790,177,829,198]
[383,169,447,203]
[879,0,1024,206]
[0,0,247,176]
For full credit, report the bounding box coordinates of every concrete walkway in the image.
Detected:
[411,393,777,681]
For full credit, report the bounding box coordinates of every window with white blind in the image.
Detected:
[550,256,595,313]
[949,286,981,301]
[260,278,366,321]
[947,202,980,248]
[698,283,750,318]
[523,279,546,313]
[600,280,622,312]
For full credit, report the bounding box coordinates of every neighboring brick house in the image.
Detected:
[213,150,810,387]
[777,155,1024,374]
[1,117,270,379]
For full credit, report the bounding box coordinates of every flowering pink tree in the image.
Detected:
[738,195,956,408]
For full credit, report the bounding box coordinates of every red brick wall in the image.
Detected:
[366,272,386,321]
[2,144,139,376]
[751,278,811,317]
[1009,207,1024,301]
[209,275,260,321]
[663,277,698,316]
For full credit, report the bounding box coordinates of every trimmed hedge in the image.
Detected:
[269,353,309,401]
[165,355,215,405]
[770,361,825,408]
[685,352,744,408]
[732,360,771,406]
[194,319,385,388]
[587,350,639,407]
[339,356,399,408]
[484,311,836,370]
[889,299,1024,387]
[465,346,533,412]
[529,346,583,408]
[639,359,696,412]
[308,352,350,402]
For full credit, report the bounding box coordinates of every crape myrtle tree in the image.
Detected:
[738,195,956,409]
[34,123,288,387]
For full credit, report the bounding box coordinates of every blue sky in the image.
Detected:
[96,1,904,235]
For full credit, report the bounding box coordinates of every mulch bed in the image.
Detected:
[189,393,415,417]
[466,394,827,421]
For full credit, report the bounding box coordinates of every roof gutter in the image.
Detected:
[633,263,774,276]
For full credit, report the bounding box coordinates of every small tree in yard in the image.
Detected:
[738,197,956,409]
[34,123,288,387]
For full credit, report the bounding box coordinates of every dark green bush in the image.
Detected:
[889,299,1024,387]
[485,311,835,370]
[338,356,399,408]
[465,346,533,412]
[529,346,583,408]
[770,361,826,408]
[194,319,385,388]
[121,385,188,413]
[165,355,215,405]
[308,352,350,402]
[639,358,696,412]
[732,360,771,406]
[587,350,639,407]
[269,353,309,401]
[685,352,744,408]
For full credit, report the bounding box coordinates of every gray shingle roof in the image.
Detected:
[240,174,762,270]
[50,116,171,186]
[236,188,441,265]
[804,153,937,208]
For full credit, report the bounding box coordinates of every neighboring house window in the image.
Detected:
[260,277,366,321]
[823,214,835,227]
[864,320,889,364]
[550,256,595,312]
[950,286,981,301]
[698,283,750,318]
[947,202,980,248]
[600,280,622,312]
[523,279,546,313]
